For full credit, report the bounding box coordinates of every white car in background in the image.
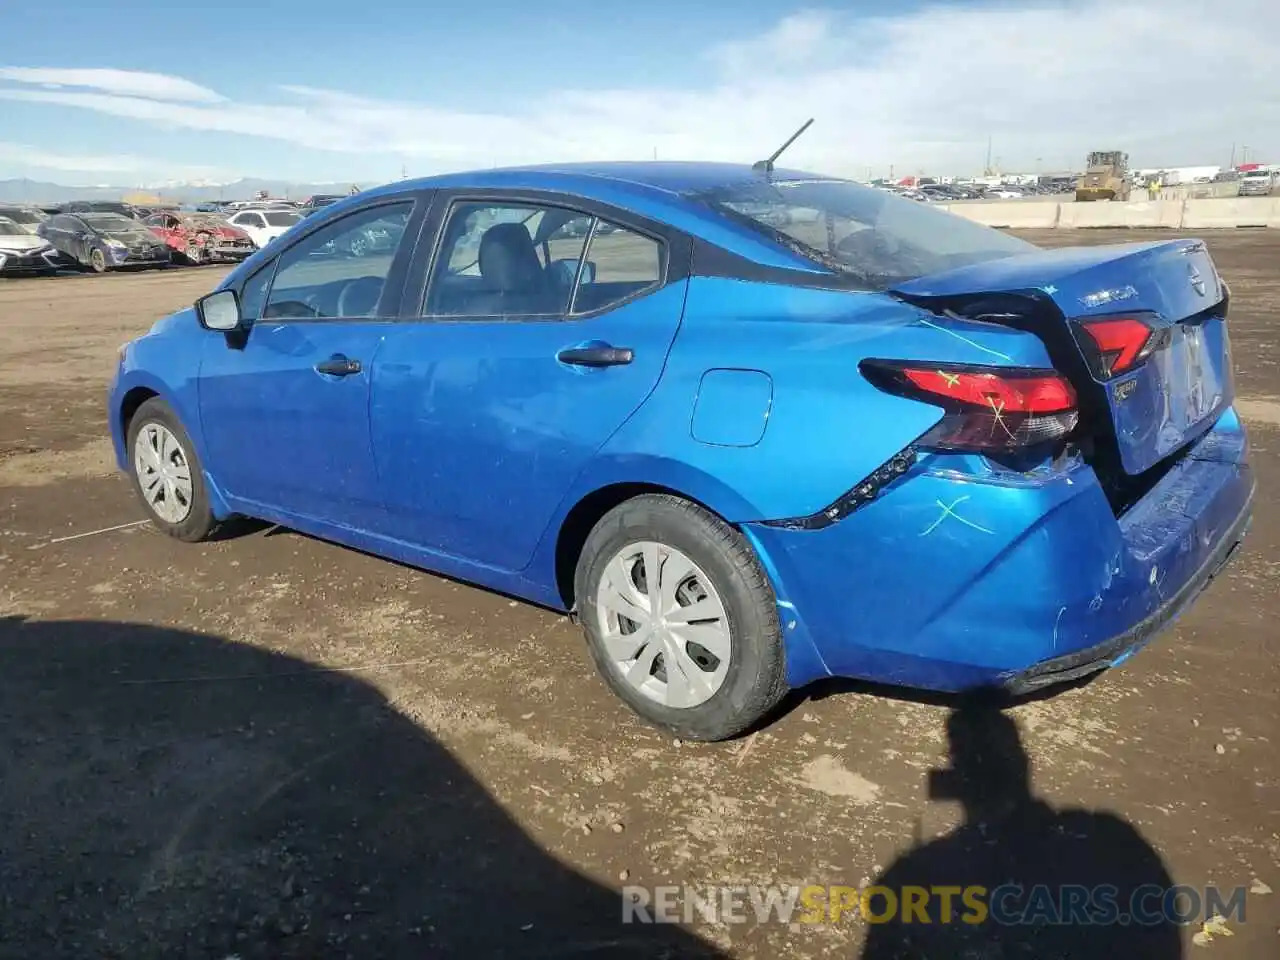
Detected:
[224,208,303,249]
[0,216,63,274]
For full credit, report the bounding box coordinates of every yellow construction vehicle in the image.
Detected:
[1075,151,1131,202]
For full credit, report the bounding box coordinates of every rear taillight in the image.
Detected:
[862,361,1079,452]
[1077,314,1159,379]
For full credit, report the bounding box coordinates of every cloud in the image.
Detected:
[0,142,229,180]
[0,67,223,103]
[1,0,1278,180]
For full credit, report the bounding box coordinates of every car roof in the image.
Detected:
[338,161,840,274]
[399,161,823,196]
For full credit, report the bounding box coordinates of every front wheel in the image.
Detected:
[126,397,218,542]
[89,248,107,273]
[575,494,787,741]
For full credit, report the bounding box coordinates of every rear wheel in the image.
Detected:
[575,494,787,741]
[126,397,218,542]
[89,248,107,273]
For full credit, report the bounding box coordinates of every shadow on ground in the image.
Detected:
[0,616,721,958]
[861,705,1182,959]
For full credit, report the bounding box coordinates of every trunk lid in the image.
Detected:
[893,239,1233,477]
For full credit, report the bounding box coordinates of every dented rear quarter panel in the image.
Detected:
[571,276,1057,524]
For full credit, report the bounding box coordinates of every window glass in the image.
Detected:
[691,178,1035,291]
[427,202,591,318]
[572,221,663,314]
[239,263,274,320]
[262,203,412,320]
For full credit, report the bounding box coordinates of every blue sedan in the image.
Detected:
[108,162,1253,741]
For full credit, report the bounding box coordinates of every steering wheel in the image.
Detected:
[336,277,383,318]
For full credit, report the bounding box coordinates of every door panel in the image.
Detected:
[196,199,420,529]
[371,280,688,570]
[199,323,388,526]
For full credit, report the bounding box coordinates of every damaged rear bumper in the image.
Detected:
[745,407,1254,692]
[1000,480,1252,694]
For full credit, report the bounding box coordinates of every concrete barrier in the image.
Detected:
[1055,199,1186,229]
[1268,198,1280,229]
[939,196,1280,229]
[945,201,1060,229]
[1181,197,1273,229]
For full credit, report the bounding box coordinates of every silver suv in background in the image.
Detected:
[1238,171,1275,197]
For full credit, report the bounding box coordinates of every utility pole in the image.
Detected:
[984,135,993,176]
[1241,146,1250,166]
[1229,143,1236,169]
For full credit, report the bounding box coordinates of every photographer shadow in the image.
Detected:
[862,705,1182,960]
[0,615,721,958]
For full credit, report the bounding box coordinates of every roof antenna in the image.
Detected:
[753,118,815,174]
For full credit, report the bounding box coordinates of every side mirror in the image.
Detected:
[195,289,244,332]
[549,258,597,286]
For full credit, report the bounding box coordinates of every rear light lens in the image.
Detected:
[862,361,1079,452]
[1078,315,1158,379]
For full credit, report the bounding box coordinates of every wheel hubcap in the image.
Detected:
[595,541,731,708]
[133,422,193,524]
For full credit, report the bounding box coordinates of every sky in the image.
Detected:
[1,0,1277,186]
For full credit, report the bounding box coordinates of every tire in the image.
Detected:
[126,397,218,542]
[575,494,787,741]
[89,248,107,273]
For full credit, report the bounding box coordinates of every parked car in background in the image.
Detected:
[299,194,344,217]
[1238,171,1274,197]
[39,212,171,272]
[144,212,255,264]
[0,205,51,235]
[0,216,64,275]
[59,200,141,219]
[107,162,1252,740]
[225,208,304,249]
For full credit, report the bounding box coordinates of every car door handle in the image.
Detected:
[314,354,362,377]
[556,345,634,368]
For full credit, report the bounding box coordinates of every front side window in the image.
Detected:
[426,202,592,318]
[262,202,412,320]
[691,177,1037,291]
[239,263,273,321]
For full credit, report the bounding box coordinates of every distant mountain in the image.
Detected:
[0,177,371,205]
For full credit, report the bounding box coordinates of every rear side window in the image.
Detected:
[573,222,662,314]
[426,202,592,318]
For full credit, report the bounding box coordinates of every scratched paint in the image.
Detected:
[915,315,1014,363]
[918,495,994,537]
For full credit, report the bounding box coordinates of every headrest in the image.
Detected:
[478,222,542,293]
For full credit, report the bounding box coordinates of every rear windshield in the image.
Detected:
[691,177,1036,290]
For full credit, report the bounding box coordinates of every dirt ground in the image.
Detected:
[0,232,1276,958]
